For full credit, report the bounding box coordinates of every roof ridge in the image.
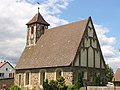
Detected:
[45,18,89,33]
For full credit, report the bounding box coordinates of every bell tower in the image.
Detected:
[26,8,50,47]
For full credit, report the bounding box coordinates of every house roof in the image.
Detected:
[113,68,120,82]
[0,62,6,68]
[0,61,14,69]
[15,17,90,70]
[26,12,50,26]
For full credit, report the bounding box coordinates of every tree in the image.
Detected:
[10,85,21,90]
[43,76,67,90]
[43,79,51,90]
[73,73,83,89]
[106,64,114,82]
[94,73,101,86]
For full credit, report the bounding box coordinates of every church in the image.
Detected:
[15,9,106,90]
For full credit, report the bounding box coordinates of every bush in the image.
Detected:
[43,79,51,90]
[73,73,83,89]
[43,76,67,90]
[10,85,21,90]
[67,85,74,90]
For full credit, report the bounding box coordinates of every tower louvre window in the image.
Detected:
[31,27,34,34]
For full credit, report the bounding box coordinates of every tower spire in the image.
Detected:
[38,7,40,13]
[37,2,40,13]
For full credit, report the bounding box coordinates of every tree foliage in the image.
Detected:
[10,85,21,90]
[73,73,83,89]
[94,73,101,86]
[106,64,114,82]
[43,76,67,90]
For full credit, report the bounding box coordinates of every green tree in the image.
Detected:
[43,76,67,90]
[94,73,101,86]
[73,73,83,89]
[56,76,67,90]
[106,64,114,82]
[43,79,51,90]
[10,85,21,90]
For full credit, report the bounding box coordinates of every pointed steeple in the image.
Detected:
[26,8,50,26]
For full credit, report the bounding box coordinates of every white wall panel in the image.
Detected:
[81,49,87,67]
[88,47,94,67]
[95,51,100,68]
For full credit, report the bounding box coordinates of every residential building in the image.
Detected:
[113,68,120,86]
[0,61,14,79]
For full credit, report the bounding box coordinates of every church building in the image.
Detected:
[15,9,106,90]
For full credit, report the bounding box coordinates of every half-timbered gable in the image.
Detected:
[74,17,106,69]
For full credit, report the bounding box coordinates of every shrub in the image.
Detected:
[73,73,83,89]
[67,85,74,90]
[43,76,67,90]
[10,85,21,90]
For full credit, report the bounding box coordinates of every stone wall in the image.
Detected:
[15,66,106,90]
[72,67,106,86]
[15,67,73,90]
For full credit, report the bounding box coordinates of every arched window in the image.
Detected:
[18,74,22,86]
[25,72,30,85]
[55,69,63,79]
[39,70,46,85]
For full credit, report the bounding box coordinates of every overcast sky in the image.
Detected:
[0,0,120,72]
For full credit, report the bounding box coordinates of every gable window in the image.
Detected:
[6,68,8,71]
[25,72,30,85]
[55,69,63,79]
[19,74,22,86]
[39,71,46,85]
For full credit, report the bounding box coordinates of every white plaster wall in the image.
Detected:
[85,38,90,47]
[0,63,15,79]
[92,39,97,48]
[95,51,100,68]
[101,59,105,69]
[81,49,87,67]
[74,54,79,66]
[88,47,94,67]
[88,28,93,37]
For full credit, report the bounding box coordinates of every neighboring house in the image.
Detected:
[15,9,106,90]
[0,61,14,79]
[113,68,120,86]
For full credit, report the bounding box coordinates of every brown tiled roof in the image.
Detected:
[0,62,6,68]
[26,12,50,26]
[15,18,89,70]
[113,68,120,82]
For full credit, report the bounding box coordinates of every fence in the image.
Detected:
[82,86,120,90]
